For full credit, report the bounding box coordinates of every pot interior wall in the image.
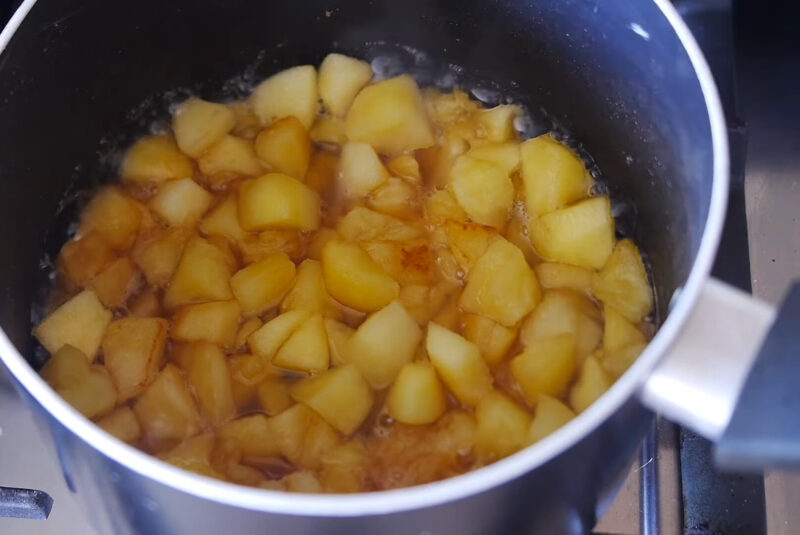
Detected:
[0,0,714,363]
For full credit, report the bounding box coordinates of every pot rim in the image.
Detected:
[0,0,728,517]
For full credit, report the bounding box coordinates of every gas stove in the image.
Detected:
[0,1,798,534]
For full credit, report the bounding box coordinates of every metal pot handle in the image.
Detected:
[640,278,800,470]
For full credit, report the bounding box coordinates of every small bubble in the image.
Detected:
[379,413,394,427]
[455,269,466,279]
[521,226,529,236]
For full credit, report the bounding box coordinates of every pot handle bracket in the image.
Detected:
[641,278,800,470]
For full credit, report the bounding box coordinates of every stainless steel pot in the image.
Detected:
[0,0,795,533]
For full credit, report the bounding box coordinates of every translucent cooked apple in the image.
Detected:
[35,53,655,493]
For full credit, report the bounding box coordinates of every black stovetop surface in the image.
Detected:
[0,1,791,534]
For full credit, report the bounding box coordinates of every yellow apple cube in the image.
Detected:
[172,98,235,157]
[475,391,532,460]
[460,238,541,326]
[387,361,447,425]
[527,395,576,444]
[591,239,653,322]
[367,177,419,219]
[318,53,373,116]
[97,406,142,444]
[530,196,614,270]
[134,364,201,449]
[510,335,576,404]
[247,309,310,359]
[199,194,249,242]
[339,142,390,197]
[520,135,592,216]
[163,237,234,309]
[520,290,602,358]
[183,341,236,425]
[171,300,241,349]
[121,135,193,184]
[238,173,321,231]
[603,304,646,354]
[534,262,594,293]
[254,116,312,179]
[90,257,142,309]
[344,301,422,388]
[321,240,399,312]
[35,290,112,362]
[462,313,518,366]
[81,187,142,250]
[102,317,167,401]
[230,252,296,316]
[450,155,514,229]
[197,135,263,180]
[569,356,612,413]
[426,322,493,406]
[149,178,213,227]
[251,65,318,129]
[291,364,373,434]
[272,313,330,373]
[345,75,434,155]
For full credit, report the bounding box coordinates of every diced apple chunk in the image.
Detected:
[183,341,236,425]
[519,290,602,358]
[475,391,531,460]
[318,53,373,117]
[304,150,339,195]
[591,239,653,322]
[462,313,518,366]
[386,154,422,182]
[467,142,521,175]
[527,395,575,444]
[59,233,116,286]
[230,252,296,316]
[344,301,422,388]
[281,259,338,317]
[81,188,142,250]
[603,342,646,379]
[149,178,213,227]
[41,345,117,419]
[173,98,235,157]
[603,304,646,354]
[530,196,614,270]
[161,434,219,478]
[321,240,399,312]
[238,173,321,231]
[424,189,468,224]
[345,75,434,155]
[569,356,612,413]
[534,262,594,293]
[163,237,234,309]
[217,413,280,457]
[367,177,419,219]
[426,322,493,406]
[460,238,541,326]
[450,155,514,229]
[90,257,141,309]
[132,228,191,288]
[254,116,312,179]
[444,221,497,274]
[387,361,447,425]
[35,290,112,361]
[324,318,354,365]
[309,115,346,144]
[199,194,249,242]
[339,142,389,197]
[337,206,423,242]
[134,364,201,449]
[291,364,373,434]
[97,406,142,444]
[121,135,193,184]
[510,335,576,404]
[476,105,521,144]
[268,403,341,469]
[273,313,330,373]
[102,317,168,401]
[251,65,318,129]
[248,309,310,359]
[520,135,592,216]
[197,135,263,180]
[171,300,240,349]
[320,441,368,493]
